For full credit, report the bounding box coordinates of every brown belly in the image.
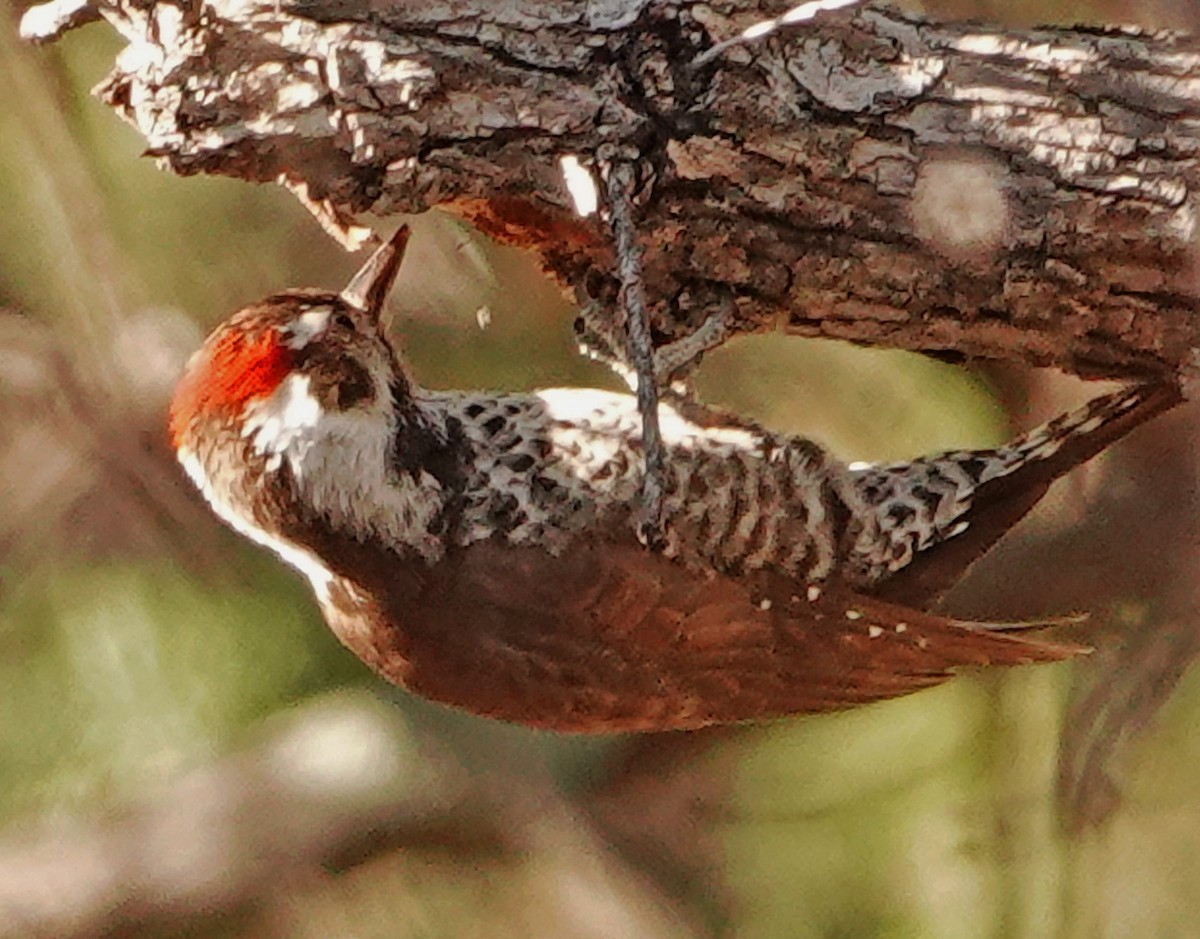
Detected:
[315,539,1081,733]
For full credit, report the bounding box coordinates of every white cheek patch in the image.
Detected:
[234,371,443,560]
[281,307,332,349]
[242,373,325,470]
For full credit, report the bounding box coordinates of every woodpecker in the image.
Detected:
[169,228,1182,732]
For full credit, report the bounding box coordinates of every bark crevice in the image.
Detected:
[21,0,1200,377]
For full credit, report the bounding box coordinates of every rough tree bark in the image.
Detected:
[19,0,1200,380]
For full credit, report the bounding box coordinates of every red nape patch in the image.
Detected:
[169,326,293,447]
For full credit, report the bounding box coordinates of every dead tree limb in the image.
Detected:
[21,0,1200,376]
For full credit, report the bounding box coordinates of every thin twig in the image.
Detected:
[605,161,665,546]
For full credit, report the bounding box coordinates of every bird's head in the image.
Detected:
[169,227,411,457]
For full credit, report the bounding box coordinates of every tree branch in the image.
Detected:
[21,0,1200,377]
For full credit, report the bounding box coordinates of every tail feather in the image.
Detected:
[859,382,1182,608]
[747,587,1088,720]
[953,611,1089,632]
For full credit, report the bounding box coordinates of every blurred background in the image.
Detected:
[3,0,1200,936]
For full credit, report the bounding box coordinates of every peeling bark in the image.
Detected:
[21,0,1200,377]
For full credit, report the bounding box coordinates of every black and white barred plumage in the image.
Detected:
[170,229,1181,731]
[411,383,1156,591]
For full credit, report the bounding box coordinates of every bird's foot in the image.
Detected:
[575,302,731,393]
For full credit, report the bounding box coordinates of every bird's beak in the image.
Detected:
[341,226,411,323]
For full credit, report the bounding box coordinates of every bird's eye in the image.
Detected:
[333,312,356,331]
